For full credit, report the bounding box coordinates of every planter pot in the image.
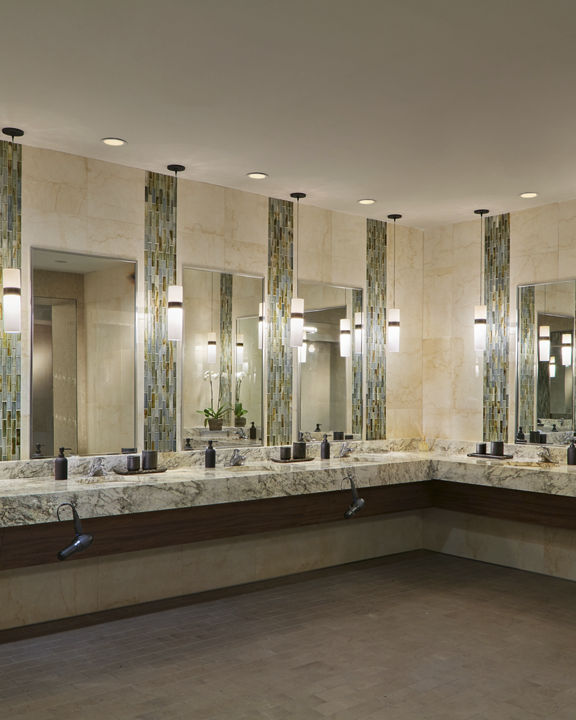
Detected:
[235,416,247,427]
[207,418,223,431]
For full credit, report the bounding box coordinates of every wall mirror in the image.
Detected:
[297,280,363,439]
[517,280,575,444]
[31,248,137,457]
[182,268,264,448]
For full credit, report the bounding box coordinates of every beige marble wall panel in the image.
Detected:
[558,199,576,275]
[0,512,422,629]
[330,211,366,288]
[298,205,332,285]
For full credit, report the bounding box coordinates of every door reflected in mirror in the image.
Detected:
[182,268,264,448]
[298,281,363,439]
[31,249,137,457]
[517,280,575,444]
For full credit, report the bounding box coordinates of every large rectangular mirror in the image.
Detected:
[31,249,137,456]
[182,268,264,448]
[297,281,363,439]
[517,280,575,444]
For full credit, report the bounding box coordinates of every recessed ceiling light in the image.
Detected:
[101,137,127,146]
[247,172,269,179]
[358,198,376,205]
[520,192,538,199]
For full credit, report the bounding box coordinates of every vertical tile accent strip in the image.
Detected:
[267,198,293,446]
[517,285,535,433]
[0,139,21,460]
[144,171,177,452]
[483,213,510,442]
[366,219,387,440]
[219,273,233,425]
[352,288,363,436]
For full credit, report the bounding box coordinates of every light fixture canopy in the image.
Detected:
[538,325,550,362]
[167,164,185,175]
[2,127,24,140]
[167,285,183,341]
[247,172,268,179]
[101,137,127,146]
[3,268,21,334]
[340,318,352,357]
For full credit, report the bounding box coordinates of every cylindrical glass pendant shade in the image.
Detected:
[3,268,21,334]
[290,297,304,347]
[340,318,351,357]
[167,285,183,341]
[387,307,400,353]
[474,305,487,352]
[207,331,217,364]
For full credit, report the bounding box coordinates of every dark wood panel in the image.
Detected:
[431,479,576,528]
[0,481,432,571]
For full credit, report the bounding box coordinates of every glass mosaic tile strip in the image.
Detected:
[366,219,387,440]
[144,171,177,452]
[483,213,510,441]
[266,198,293,446]
[219,273,233,425]
[352,287,363,436]
[518,286,535,432]
[0,140,21,460]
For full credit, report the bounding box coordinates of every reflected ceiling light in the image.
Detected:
[358,199,376,205]
[538,325,550,362]
[562,333,572,367]
[289,192,306,347]
[354,311,363,354]
[387,214,402,353]
[247,172,268,179]
[520,192,538,199]
[167,285,183,341]
[101,137,127,146]
[2,268,21,333]
[340,318,352,357]
[549,355,557,378]
[473,209,489,352]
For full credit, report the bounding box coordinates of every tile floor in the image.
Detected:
[2,550,576,719]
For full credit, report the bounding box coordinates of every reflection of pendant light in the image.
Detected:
[473,209,489,352]
[340,318,351,357]
[236,334,244,365]
[258,302,264,349]
[289,192,306,347]
[2,128,24,335]
[562,333,572,367]
[166,165,186,342]
[549,355,557,378]
[298,333,307,363]
[354,311,363,355]
[387,213,402,353]
[207,272,217,364]
[2,268,21,334]
[167,285,183,341]
[538,325,550,362]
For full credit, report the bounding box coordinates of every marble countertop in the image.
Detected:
[3,447,576,528]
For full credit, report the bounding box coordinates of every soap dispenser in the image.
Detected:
[55,447,69,481]
[249,421,257,440]
[205,440,216,468]
[320,434,330,460]
[516,426,526,443]
[568,440,576,466]
[293,432,306,460]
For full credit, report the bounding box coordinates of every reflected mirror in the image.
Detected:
[298,281,363,439]
[182,268,264,448]
[517,280,575,444]
[31,249,137,457]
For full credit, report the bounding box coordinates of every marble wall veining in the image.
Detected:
[0,139,22,460]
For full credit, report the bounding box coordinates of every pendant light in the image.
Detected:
[298,333,308,363]
[473,209,489,352]
[236,334,244,366]
[2,128,24,335]
[549,355,557,378]
[354,311,363,354]
[538,325,550,362]
[207,273,217,364]
[387,214,402,353]
[258,302,264,349]
[562,333,572,367]
[289,192,306,347]
[340,318,352,357]
[166,165,185,342]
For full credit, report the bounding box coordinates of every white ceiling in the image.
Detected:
[2,0,576,228]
